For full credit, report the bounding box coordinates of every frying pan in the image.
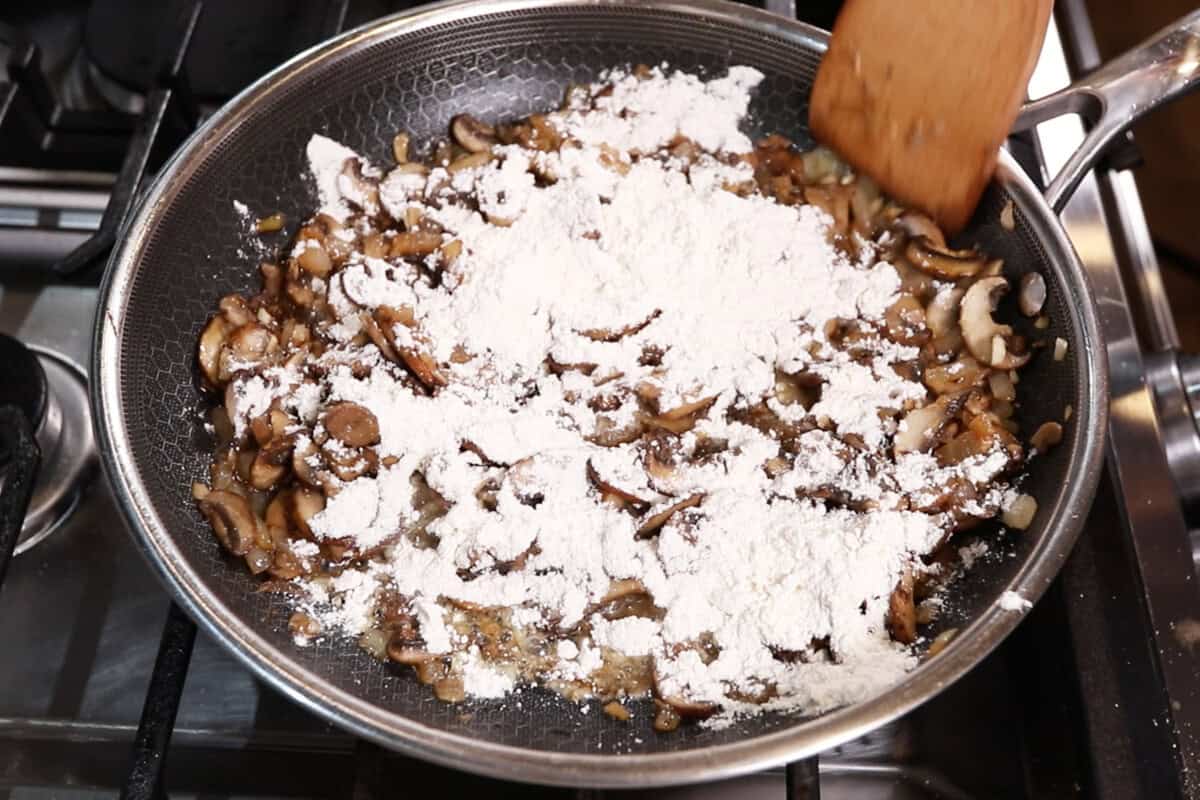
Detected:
[92,0,1198,786]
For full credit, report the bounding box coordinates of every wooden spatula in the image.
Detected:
[810,1,1053,235]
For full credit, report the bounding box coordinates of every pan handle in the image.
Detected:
[1014,10,1200,212]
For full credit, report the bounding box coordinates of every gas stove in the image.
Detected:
[2,1,1198,798]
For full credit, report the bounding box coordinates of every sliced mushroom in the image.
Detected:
[924,286,965,338]
[636,493,703,539]
[290,487,325,537]
[448,151,494,174]
[587,415,644,447]
[226,322,275,364]
[321,402,380,447]
[923,357,987,396]
[659,395,718,422]
[450,114,497,153]
[387,640,436,665]
[886,570,917,645]
[292,439,322,487]
[896,212,946,249]
[905,237,988,280]
[959,277,1030,368]
[935,412,1021,467]
[579,310,661,342]
[296,244,333,278]
[587,460,659,511]
[884,294,929,346]
[197,490,256,556]
[599,578,649,604]
[197,316,229,386]
[658,694,718,720]
[250,437,293,490]
[219,294,253,327]
[894,394,962,455]
[374,306,447,389]
[392,132,410,164]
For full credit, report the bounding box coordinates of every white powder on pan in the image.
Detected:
[222,65,1021,725]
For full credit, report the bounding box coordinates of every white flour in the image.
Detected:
[225,66,1020,724]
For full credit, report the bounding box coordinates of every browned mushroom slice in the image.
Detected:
[894,394,965,455]
[292,439,322,487]
[886,570,917,645]
[321,402,380,447]
[652,700,682,732]
[290,487,326,537]
[895,211,946,249]
[373,306,447,390]
[883,294,929,346]
[197,316,229,386]
[658,395,718,422]
[249,438,293,491]
[296,244,333,278]
[904,237,988,280]
[658,694,719,720]
[218,294,253,327]
[636,494,703,539]
[924,286,965,338]
[229,321,276,360]
[450,114,497,153]
[448,151,494,174]
[587,415,644,447]
[579,310,661,342]
[586,460,658,512]
[197,490,257,556]
[598,578,649,605]
[545,354,598,376]
[923,357,987,396]
[387,640,437,665]
[960,277,1031,369]
[389,231,444,258]
[935,413,1022,467]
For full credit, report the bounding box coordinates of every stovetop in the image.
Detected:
[3,1,1200,798]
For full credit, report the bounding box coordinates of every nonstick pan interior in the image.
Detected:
[97,0,1104,783]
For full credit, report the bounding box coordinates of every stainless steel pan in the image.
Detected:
[93,0,1200,786]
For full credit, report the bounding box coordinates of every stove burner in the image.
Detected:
[0,333,48,438]
[0,338,96,554]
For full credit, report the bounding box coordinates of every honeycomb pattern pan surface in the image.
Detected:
[93,0,1107,787]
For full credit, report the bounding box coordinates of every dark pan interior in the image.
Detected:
[115,5,1083,755]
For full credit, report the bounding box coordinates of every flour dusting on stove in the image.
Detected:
[211,65,1028,727]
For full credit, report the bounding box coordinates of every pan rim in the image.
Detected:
[93,0,1108,787]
